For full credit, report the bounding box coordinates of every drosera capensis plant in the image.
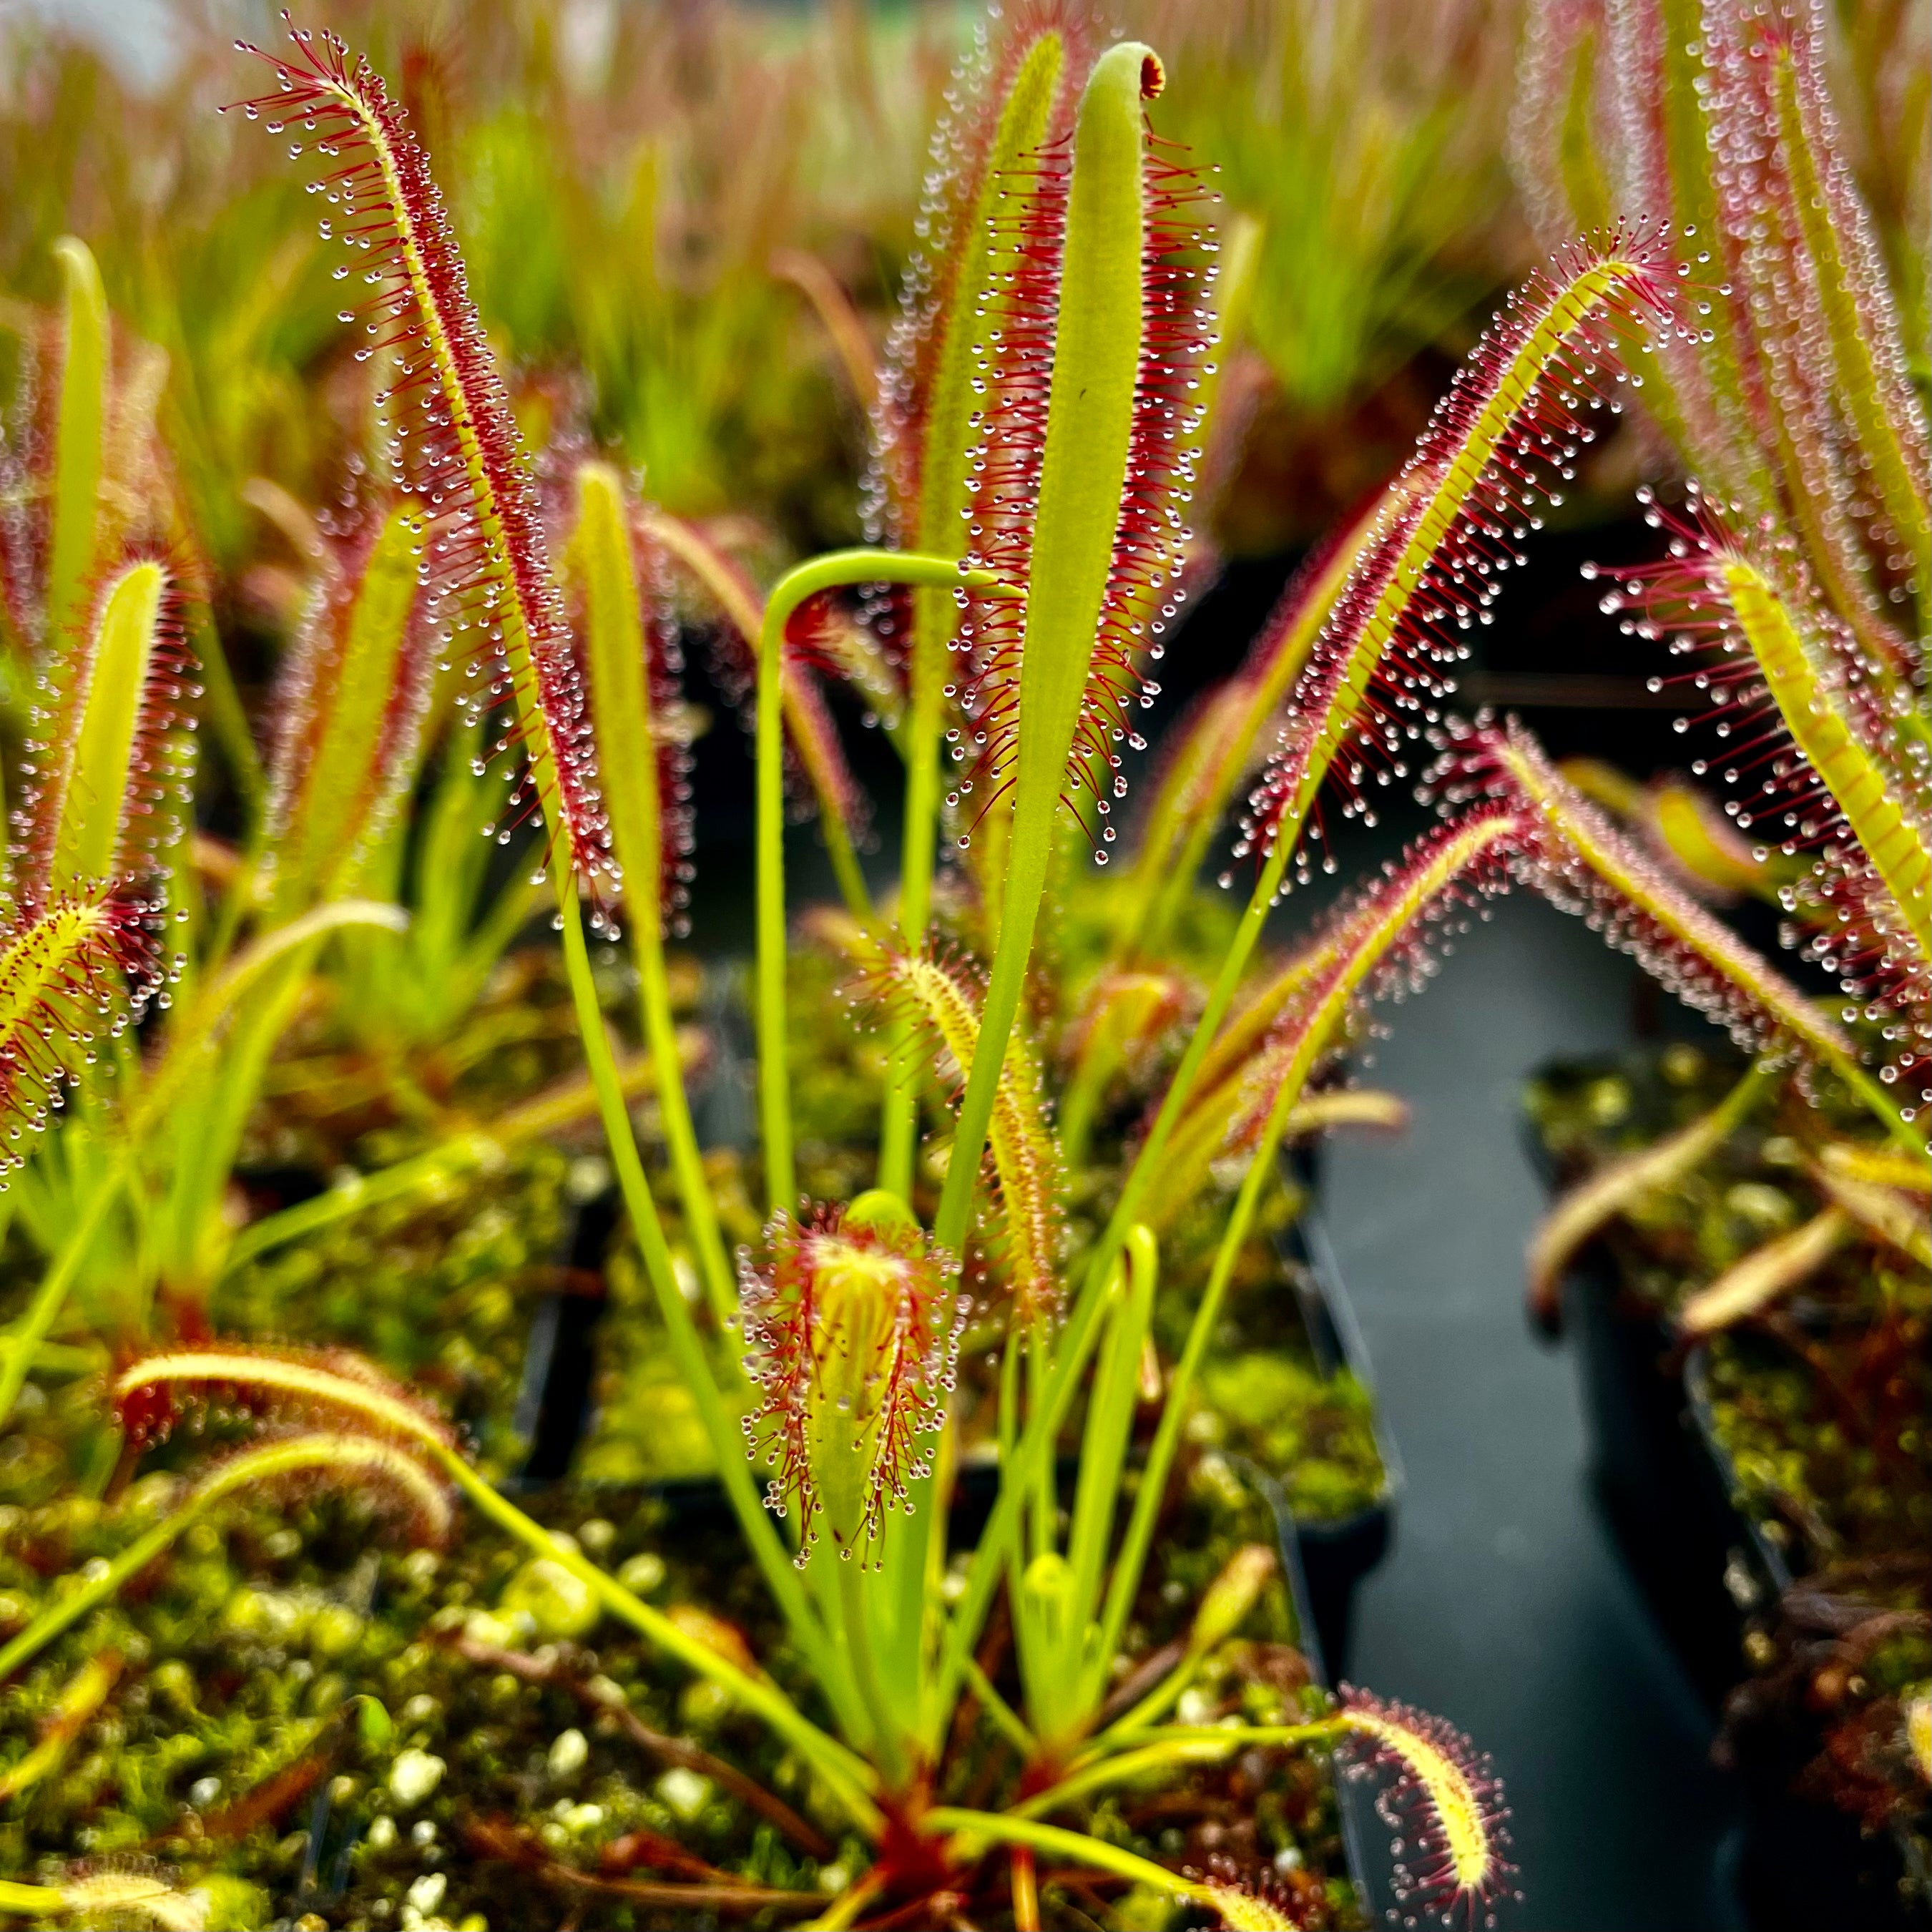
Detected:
[16,0,1916,1920]
[0,240,190,1412]
[1508,0,1928,1328]
[137,1,1811,1916]
[0,223,441,1423]
[70,9,1558,1925]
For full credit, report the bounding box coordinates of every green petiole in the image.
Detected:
[752,549,1009,1220]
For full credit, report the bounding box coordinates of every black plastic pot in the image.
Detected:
[514,1187,622,1484]
[1232,1453,1406,1926]
[1519,1061,1783,1700]
[1546,1246,1928,1928]
[1273,1206,1401,1685]
[1558,1245,1760,1705]
[1684,1350,1929,1932]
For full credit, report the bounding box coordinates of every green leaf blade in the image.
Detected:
[47,237,109,657]
[50,561,166,898]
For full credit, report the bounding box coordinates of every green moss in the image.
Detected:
[1704,1332,1932,1565]
[0,1458,1363,1928]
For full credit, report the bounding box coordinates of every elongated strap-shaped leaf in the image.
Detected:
[1677,1207,1850,1335]
[0,886,160,1177]
[1598,491,1930,1111]
[1595,0,1777,509]
[572,463,732,1323]
[1510,0,1614,245]
[1231,813,1524,1124]
[1813,1164,1932,1267]
[573,467,692,941]
[1122,497,1391,955]
[18,559,196,913]
[1750,12,1929,597]
[855,937,1064,1320]
[115,1340,456,1452]
[1525,1,1921,647]
[871,7,1089,1192]
[1061,1223,1156,1705]
[935,42,1181,1262]
[53,565,162,891]
[1335,1692,1514,1919]
[265,502,430,918]
[875,4,1091,548]
[1139,1064,1415,1235]
[1696,4,1921,649]
[1817,1139,1930,1196]
[1241,236,1675,875]
[951,42,1213,873]
[232,29,611,896]
[1190,936,1345,1105]
[1721,562,1930,954]
[46,238,108,656]
[1443,718,1919,1139]
[1525,1061,1770,1329]
[1130,918,1377,1234]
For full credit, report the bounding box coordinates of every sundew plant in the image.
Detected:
[0,0,1920,1924]
[1506,0,1929,1329]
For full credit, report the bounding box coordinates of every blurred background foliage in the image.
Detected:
[1,0,1921,605]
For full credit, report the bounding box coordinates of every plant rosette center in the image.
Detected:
[740,1200,961,1564]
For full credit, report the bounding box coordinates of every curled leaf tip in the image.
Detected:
[946,29,1218,858]
[263,501,431,915]
[1199,1875,1308,1928]
[192,1428,454,1546]
[113,1340,455,1456]
[572,468,697,940]
[1338,1685,1516,1926]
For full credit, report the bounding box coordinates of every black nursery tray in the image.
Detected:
[1556,1246,1757,1700]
